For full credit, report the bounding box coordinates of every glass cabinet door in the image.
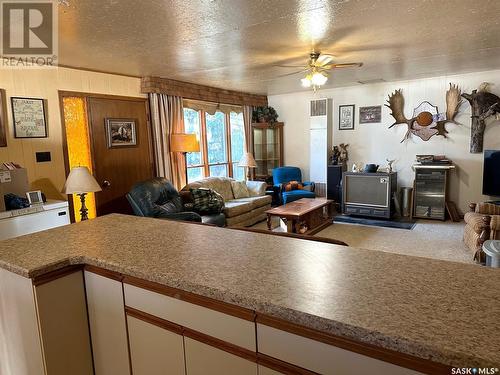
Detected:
[252,123,283,180]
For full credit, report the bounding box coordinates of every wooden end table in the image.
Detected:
[265,198,334,235]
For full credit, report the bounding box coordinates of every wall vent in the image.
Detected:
[310,99,327,117]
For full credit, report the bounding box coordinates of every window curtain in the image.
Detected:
[148,93,186,190]
[243,105,253,153]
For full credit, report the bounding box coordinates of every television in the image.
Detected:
[483,150,500,197]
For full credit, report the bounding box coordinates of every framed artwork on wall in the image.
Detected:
[339,104,355,130]
[359,106,382,124]
[11,97,47,138]
[105,118,138,148]
[0,89,7,147]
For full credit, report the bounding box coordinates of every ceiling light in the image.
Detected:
[301,77,312,87]
[311,72,328,86]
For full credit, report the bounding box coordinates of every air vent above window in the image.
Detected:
[310,99,327,116]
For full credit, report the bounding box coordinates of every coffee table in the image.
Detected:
[265,198,334,235]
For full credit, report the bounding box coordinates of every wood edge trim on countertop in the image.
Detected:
[256,314,451,375]
[183,327,257,363]
[257,353,319,375]
[125,306,183,335]
[84,264,123,282]
[32,265,83,286]
[122,274,256,322]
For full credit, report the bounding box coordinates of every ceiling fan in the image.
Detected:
[276,52,363,91]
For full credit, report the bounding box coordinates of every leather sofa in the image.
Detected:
[182,177,271,227]
[464,202,500,261]
[126,178,225,226]
[272,166,315,204]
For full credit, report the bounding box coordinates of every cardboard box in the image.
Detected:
[0,168,29,212]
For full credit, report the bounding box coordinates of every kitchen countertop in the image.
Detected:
[0,214,498,368]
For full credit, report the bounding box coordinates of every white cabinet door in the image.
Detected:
[127,316,185,375]
[85,271,131,375]
[184,337,257,375]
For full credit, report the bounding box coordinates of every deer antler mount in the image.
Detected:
[386,84,462,143]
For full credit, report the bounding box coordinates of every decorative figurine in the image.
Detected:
[338,143,349,167]
[330,146,340,165]
[386,159,395,173]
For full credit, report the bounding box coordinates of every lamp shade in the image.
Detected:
[170,133,200,153]
[62,166,102,194]
[238,152,257,168]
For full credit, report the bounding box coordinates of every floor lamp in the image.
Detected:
[171,133,200,185]
[238,152,257,181]
[62,166,102,221]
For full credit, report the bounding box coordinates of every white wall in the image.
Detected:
[269,69,500,213]
[0,67,143,198]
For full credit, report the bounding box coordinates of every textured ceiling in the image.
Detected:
[58,0,500,95]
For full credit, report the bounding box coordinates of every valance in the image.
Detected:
[183,99,242,115]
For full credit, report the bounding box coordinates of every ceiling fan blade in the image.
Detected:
[315,54,334,67]
[273,64,308,68]
[275,68,309,78]
[327,62,364,69]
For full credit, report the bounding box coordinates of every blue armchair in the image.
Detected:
[272,166,316,204]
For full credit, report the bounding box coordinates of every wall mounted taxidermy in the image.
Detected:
[461,83,500,153]
[386,83,462,143]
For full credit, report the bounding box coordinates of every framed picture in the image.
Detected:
[0,89,6,147]
[339,105,355,130]
[26,190,43,205]
[359,106,382,124]
[105,118,137,148]
[11,97,47,138]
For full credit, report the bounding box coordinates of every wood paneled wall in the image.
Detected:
[0,67,144,199]
[142,76,267,107]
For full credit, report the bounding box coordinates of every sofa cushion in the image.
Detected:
[231,180,250,199]
[234,195,272,209]
[476,203,500,215]
[223,200,254,218]
[185,177,234,201]
[246,180,267,197]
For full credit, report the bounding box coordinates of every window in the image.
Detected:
[183,107,245,182]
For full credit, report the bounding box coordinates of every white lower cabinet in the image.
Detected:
[84,271,131,375]
[184,337,257,375]
[127,316,185,375]
[257,324,423,375]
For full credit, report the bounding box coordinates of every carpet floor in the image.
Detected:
[252,218,473,264]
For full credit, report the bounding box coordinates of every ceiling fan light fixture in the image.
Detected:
[311,71,328,86]
[301,77,312,87]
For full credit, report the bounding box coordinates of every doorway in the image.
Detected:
[60,92,154,221]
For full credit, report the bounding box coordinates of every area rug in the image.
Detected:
[333,215,416,230]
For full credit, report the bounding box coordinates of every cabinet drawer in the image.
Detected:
[123,283,256,351]
[257,324,422,375]
[184,337,257,375]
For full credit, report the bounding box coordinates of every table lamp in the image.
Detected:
[238,152,257,181]
[170,133,200,185]
[62,166,102,221]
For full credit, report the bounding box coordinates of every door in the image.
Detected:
[88,97,153,216]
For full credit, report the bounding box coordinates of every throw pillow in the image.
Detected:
[190,188,225,214]
[283,180,304,192]
[231,180,250,199]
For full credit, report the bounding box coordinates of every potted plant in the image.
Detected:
[253,106,279,124]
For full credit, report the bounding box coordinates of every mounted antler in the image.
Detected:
[433,83,463,137]
[386,89,414,142]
